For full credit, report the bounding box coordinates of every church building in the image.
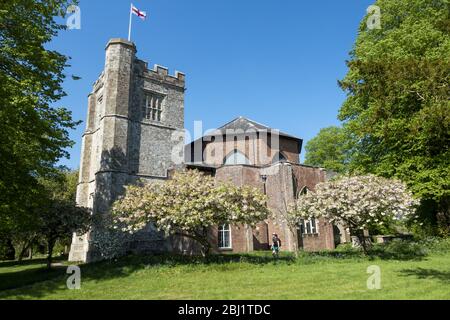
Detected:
[69,39,339,263]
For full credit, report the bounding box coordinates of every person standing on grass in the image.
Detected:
[271,233,281,258]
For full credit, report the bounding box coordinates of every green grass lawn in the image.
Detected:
[1,243,449,300]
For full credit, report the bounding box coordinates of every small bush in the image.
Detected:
[383,239,427,259]
[366,237,450,260]
[419,237,450,253]
[335,243,357,253]
[0,239,15,261]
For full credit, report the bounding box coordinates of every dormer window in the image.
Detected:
[143,92,164,122]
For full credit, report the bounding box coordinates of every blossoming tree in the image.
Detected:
[288,175,419,253]
[112,170,270,256]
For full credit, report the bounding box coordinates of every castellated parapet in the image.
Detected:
[69,38,185,263]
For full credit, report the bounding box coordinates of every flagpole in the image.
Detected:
[128,3,133,41]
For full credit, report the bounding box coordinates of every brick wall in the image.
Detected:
[170,163,336,255]
[199,134,300,167]
[291,165,335,251]
[299,218,335,251]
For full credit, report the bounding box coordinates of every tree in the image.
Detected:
[40,200,90,269]
[39,169,91,269]
[113,170,270,256]
[9,169,80,262]
[304,126,353,173]
[338,0,450,235]
[288,175,419,254]
[0,1,81,240]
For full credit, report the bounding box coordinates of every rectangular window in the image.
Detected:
[143,92,164,121]
[299,218,318,235]
[218,224,232,249]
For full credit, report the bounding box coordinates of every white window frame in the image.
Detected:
[218,224,232,249]
[300,218,319,235]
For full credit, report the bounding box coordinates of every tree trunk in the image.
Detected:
[349,224,368,255]
[357,230,369,255]
[200,227,212,257]
[46,238,56,270]
[18,249,26,262]
[289,227,299,258]
[175,230,212,257]
[200,240,211,258]
[18,239,33,262]
[437,197,450,236]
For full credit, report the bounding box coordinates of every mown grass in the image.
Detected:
[0,239,449,300]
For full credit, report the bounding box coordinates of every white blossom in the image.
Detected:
[288,175,419,234]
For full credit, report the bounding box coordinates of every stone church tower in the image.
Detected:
[69,39,185,262]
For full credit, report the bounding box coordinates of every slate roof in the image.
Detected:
[202,116,301,141]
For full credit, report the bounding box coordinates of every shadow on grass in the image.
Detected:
[0,255,66,268]
[0,256,69,293]
[0,242,431,299]
[81,252,297,279]
[400,268,450,283]
[0,253,295,299]
[0,266,67,292]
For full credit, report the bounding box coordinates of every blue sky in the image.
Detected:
[51,0,374,169]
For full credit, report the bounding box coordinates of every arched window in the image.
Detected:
[218,224,232,249]
[298,186,309,197]
[224,150,250,165]
[272,152,287,164]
